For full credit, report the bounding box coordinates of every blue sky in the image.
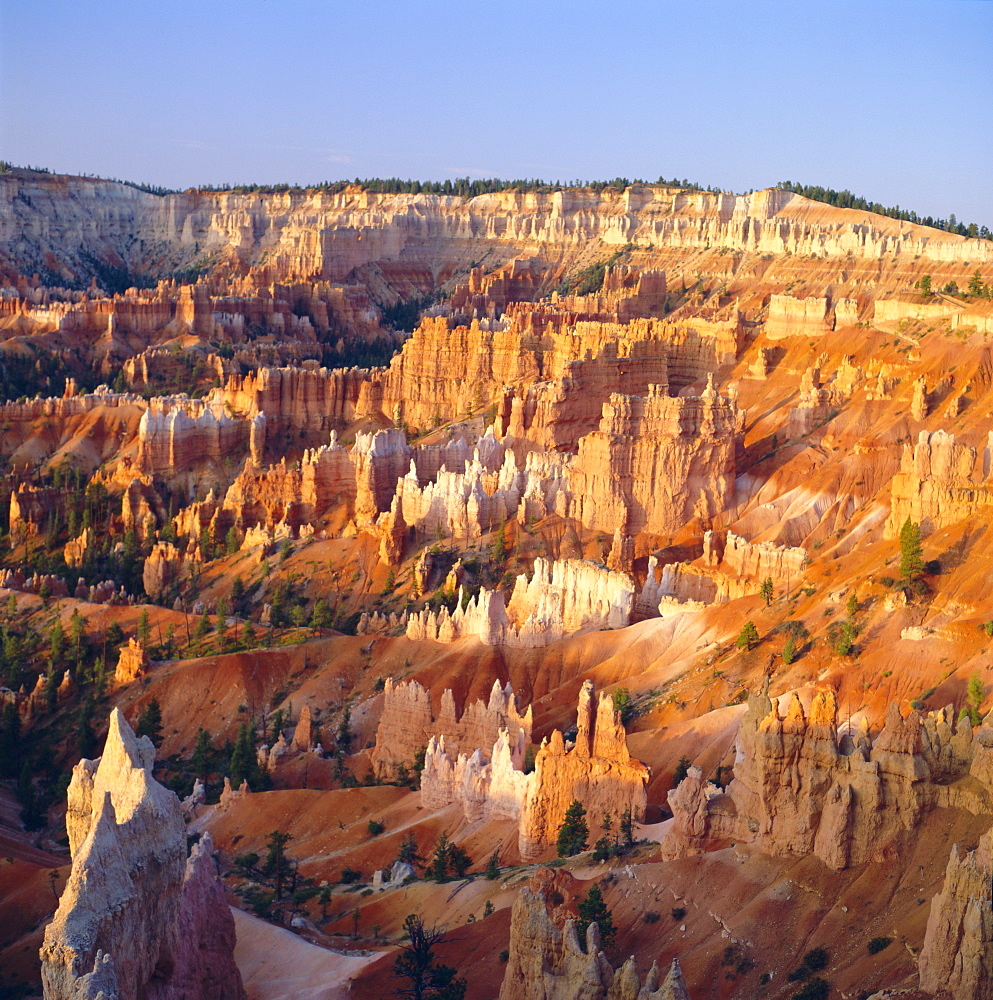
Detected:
[1,0,990,223]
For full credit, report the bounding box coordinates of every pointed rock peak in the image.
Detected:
[784,692,806,729]
[105,707,156,772]
[660,957,691,1000]
[548,729,565,754]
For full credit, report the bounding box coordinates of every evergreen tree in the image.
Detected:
[76,697,97,758]
[556,799,589,857]
[397,832,425,871]
[968,269,986,297]
[619,805,634,847]
[191,727,212,779]
[760,578,774,606]
[225,525,239,556]
[447,843,473,878]
[576,884,616,949]
[137,608,151,646]
[392,914,466,1000]
[966,671,985,726]
[263,829,292,901]
[270,708,284,743]
[485,850,501,880]
[428,832,451,881]
[231,575,246,612]
[736,620,759,649]
[49,620,66,663]
[229,722,251,789]
[899,517,924,580]
[194,610,211,641]
[0,702,22,778]
[311,598,333,633]
[916,274,933,296]
[491,520,507,564]
[136,698,163,747]
[671,755,692,789]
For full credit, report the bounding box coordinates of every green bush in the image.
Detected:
[791,978,831,1000]
[867,936,893,954]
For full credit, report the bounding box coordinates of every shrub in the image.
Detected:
[367,819,385,837]
[339,867,361,884]
[671,907,686,921]
[643,911,661,924]
[499,950,509,963]
[867,936,893,954]
[791,978,831,1000]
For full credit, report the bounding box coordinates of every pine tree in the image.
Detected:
[191,727,212,779]
[576,884,616,949]
[966,671,985,726]
[137,609,151,646]
[263,829,292,901]
[311,598,333,633]
[556,799,589,857]
[485,850,500,880]
[899,517,924,581]
[429,832,451,881]
[671,755,692,788]
[136,698,163,747]
[736,621,759,649]
[968,269,986,297]
[760,578,774,606]
[229,722,250,789]
[491,520,507,564]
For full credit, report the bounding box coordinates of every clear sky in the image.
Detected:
[1,0,990,224]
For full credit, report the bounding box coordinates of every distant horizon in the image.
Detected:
[2,1,990,223]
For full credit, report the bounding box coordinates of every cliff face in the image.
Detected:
[39,709,244,1000]
[887,430,993,538]
[4,174,988,290]
[567,382,742,536]
[498,868,691,1000]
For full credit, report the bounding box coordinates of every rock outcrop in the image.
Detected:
[887,430,993,538]
[371,678,531,781]
[498,868,691,1000]
[39,709,245,1000]
[662,690,982,870]
[919,828,993,1000]
[519,682,649,860]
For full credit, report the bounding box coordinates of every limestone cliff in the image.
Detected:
[39,709,245,1000]
[662,690,980,870]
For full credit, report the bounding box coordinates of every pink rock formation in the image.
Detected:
[40,709,245,1000]
[498,868,691,1000]
[663,690,978,871]
[765,294,831,340]
[519,682,649,860]
[567,381,742,536]
[371,678,531,780]
[887,430,993,538]
[114,639,148,686]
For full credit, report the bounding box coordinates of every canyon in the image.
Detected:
[1,169,992,1000]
